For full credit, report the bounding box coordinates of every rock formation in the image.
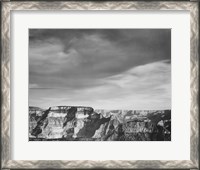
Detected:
[29,106,171,141]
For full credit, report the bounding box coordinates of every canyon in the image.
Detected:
[29,106,171,141]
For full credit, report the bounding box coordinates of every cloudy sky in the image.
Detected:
[29,29,171,110]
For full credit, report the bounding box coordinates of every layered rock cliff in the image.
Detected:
[29,106,171,141]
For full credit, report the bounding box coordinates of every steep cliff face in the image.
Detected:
[29,106,171,141]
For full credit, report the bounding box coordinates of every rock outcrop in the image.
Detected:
[29,106,171,141]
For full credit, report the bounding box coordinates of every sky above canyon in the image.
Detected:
[29,29,171,110]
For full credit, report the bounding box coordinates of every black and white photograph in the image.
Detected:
[29,29,171,141]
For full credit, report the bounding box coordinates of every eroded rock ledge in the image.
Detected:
[29,106,171,141]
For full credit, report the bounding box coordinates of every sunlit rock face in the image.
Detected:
[29,106,171,141]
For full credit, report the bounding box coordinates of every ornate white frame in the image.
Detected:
[1,1,199,169]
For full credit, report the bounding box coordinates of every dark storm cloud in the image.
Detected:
[29,29,171,109]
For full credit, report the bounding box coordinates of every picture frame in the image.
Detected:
[1,1,199,169]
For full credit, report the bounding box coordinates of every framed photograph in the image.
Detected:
[1,1,199,169]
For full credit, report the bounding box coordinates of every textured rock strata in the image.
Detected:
[29,106,171,141]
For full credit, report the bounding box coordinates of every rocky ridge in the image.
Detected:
[29,106,171,141]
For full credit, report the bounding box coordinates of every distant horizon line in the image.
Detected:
[29,105,171,111]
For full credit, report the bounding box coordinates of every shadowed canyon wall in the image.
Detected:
[29,106,171,141]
